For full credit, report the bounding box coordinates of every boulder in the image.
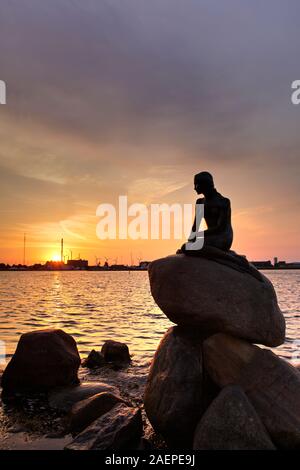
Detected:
[193,385,275,450]
[69,392,126,434]
[101,340,131,365]
[82,350,105,368]
[149,254,285,347]
[48,382,119,412]
[203,334,300,449]
[144,326,216,448]
[65,403,143,450]
[1,329,80,402]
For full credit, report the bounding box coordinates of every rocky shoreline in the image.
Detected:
[1,254,300,450]
[0,336,161,450]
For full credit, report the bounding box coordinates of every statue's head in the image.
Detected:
[194,171,214,195]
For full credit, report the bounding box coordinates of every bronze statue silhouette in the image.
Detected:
[177,172,263,281]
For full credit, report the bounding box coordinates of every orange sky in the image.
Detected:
[0,1,299,265]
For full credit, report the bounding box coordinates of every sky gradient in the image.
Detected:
[0,0,299,264]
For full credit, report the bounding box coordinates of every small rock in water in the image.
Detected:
[193,385,275,450]
[69,391,126,434]
[65,403,143,450]
[48,382,119,412]
[203,333,300,449]
[101,340,131,366]
[82,350,105,369]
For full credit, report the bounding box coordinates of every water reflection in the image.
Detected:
[0,270,299,366]
[0,271,169,365]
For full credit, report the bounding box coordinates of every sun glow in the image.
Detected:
[51,253,61,262]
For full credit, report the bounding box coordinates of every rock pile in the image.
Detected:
[0,329,143,450]
[145,254,300,450]
[82,340,131,369]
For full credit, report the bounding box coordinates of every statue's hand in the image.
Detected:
[176,242,187,254]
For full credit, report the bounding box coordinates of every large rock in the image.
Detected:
[69,392,126,433]
[1,329,80,401]
[48,382,119,412]
[193,385,275,450]
[65,403,143,450]
[144,326,216,448]
[203,334,300,449]
[149,254,285,347]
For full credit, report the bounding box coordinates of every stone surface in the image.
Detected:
[144,326,216,448]
[65,403,142,450]
[193,385,275,450]
[149,254,285,347]
[82,350,105,368]
[1,329,80,401]
[101,340,131,365]
[203,333,300,449]
[48,382,119,412]
[69,392,126,433]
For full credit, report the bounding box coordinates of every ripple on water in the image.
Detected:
[0,270,299,367]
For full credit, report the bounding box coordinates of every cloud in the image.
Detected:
[0,0,299,261]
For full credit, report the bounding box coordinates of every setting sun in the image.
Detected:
[51,253,61,262]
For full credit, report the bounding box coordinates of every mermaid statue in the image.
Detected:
[177,171,262,281]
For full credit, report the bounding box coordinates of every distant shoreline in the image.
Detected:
[0,266,299,272]
[0,267,149,272]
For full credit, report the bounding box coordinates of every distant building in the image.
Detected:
[251,260,273,269]
[109,264,128,270]
[276,261,286,268]
[139,261,151,269]
[32,263,43,270]
[67,259,88,269]
[273,260,300,269]
[45,260,65,270]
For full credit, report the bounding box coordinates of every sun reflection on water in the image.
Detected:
[0,270,299,367]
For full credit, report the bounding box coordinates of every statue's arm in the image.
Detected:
[204,199,230,236]
[177,200,203,252]
[187,215,197,242]
[188,199,204,241]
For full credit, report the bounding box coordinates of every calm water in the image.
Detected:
[0,270,299,367]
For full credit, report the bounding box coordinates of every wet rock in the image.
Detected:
[65,403,142,450]
[82,350,105,368]
[149,255,285,347]
[48,382,119,412]
[101,340,131,365]
[203,333,300,449]
[193,385,275,450]
[144,326,213,448]
[7,425,27,434]
[136,438,152,450]
[69,392,126,433]
[1,329,80,402]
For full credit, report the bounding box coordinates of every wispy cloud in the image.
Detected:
[0,0,299,262]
